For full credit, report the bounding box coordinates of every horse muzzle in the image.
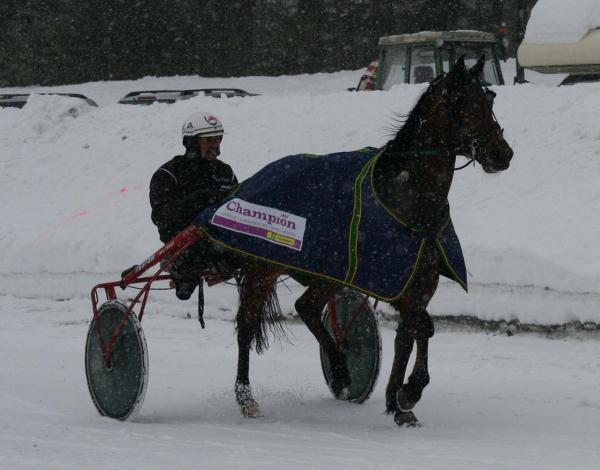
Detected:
[481,145,513,173]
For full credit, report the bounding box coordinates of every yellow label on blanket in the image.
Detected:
[266,231,296,246]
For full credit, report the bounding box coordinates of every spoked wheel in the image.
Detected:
[320,289,381,403]
[85,300,148,420]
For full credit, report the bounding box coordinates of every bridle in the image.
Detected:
[389,73,504,172]
[446,81,504,171]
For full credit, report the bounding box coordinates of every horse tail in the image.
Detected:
[235,268,287,354]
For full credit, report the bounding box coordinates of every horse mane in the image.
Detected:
[386,74,446,148]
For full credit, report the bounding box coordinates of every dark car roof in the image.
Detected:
[559,73,600,86]
[118,88,258,105]
[0,92,98,108]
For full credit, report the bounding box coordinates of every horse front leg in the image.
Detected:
[400,336,431,409]
[393,312,434,427]
[235,264,279,418]
[386,252,439,427]
[385,317,415,424]
[387,308,435,427]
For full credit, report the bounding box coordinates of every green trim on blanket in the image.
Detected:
[368,145,452,243]
[301,147,376,159]
[393,238,429,300]
[434,239,468,291]
[345,155,377,283]
[365,147,464,292]
[299,153,321,158]
[369,148,410,230]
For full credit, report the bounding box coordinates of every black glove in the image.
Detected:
[217,183,237,197]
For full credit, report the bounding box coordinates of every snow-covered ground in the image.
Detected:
[2,66,600,468]
[2,295,600,469]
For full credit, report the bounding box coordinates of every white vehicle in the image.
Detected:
[517,0,600,85]
[518,27,600,76]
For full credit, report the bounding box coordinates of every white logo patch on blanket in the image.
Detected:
[211,198,307,251]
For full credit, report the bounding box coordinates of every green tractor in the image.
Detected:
[356,30,505,91]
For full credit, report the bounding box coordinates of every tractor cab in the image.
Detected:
[364,31,505,90]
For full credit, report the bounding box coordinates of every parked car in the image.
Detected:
[354,30,505,91]
[0,93,98,108]
[558,73,600,86]
[118,88,258,105]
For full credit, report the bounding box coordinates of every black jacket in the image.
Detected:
[149,153,238,243]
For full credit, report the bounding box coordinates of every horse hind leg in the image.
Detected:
[235,264,280,418]
[294,282,350,399]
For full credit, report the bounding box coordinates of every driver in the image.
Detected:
[149,112,238,300]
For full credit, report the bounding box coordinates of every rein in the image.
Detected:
[454,157,475,171]
[394,148,475,171]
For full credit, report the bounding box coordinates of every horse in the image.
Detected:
[231,56,513,427]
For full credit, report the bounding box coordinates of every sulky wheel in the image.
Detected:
[320,289,381,403]
[85,300,148,420]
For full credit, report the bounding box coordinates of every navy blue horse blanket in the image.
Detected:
[193,147,467,301]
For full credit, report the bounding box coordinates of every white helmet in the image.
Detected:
[181,112,224,139]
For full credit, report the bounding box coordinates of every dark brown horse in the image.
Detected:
[233,57,513,426]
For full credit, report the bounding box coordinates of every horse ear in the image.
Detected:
[454,55,466,72]
[469,55,486,77]
[446,55,467,89]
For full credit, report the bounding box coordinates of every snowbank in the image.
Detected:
[1,73,600,325]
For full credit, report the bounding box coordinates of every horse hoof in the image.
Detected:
[241,401,263,418]
[334,386,350,400]
[396,388,416,412]
[394,410,420,428]
[330,364,351,400]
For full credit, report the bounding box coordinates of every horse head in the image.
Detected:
[378,57,514,229]
[441,55,514,173]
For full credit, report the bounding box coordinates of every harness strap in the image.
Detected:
[394,148,473,171]
[454,157,475,171]
[395,149,451,158]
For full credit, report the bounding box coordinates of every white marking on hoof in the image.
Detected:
[335,386,350,400]
[235,382,262,418]
[241,401,263,418]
